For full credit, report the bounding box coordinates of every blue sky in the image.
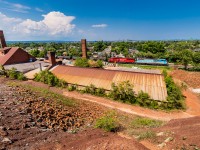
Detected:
[0,0,200,41]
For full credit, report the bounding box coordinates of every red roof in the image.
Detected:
[0,47,36,65]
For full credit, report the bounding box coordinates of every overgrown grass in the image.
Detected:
[138,131,156,140]
[7,81,76,107]
[95,111,120,132]
[119,64,172,71]
[131,117,163,128]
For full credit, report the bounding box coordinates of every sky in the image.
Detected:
[1,0,200,41]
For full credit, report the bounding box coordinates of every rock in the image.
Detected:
[158,143,166,148]
[165,137,174,143]
[2,137,12,144]
[156,132,164,136]
[0,127,8,136]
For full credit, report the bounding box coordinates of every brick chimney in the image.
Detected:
[81,39,87,58]
[0,30,7,48]
[48,51,57,66]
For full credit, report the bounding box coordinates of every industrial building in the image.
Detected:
[51,65,167,101]
[49,39,168,101]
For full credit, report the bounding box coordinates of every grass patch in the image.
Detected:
[138,131,156,140]
[7,81,76,107]
[131,117,163,128]
[119,64,172,71]
[95,111,120,132]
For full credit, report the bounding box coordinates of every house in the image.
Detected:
[0,30,36,66]
[0,47,36,66]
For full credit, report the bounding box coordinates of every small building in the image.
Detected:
[0,30,36,66]
[0,47,36,66]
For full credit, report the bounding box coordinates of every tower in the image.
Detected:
[0,30,7,48]
[81,39,87,58]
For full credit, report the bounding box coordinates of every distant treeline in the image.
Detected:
[8,40,200,69]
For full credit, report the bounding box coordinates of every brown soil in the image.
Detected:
[150,116,200,150]
[170,70,200,88]
[32,129,148,150]
[0,78,147,150]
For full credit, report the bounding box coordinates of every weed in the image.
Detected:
[131,117,163,128]
[95,111,120,132]
[138,130,156,140]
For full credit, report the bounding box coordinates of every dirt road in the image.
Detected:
[63,89,200,121]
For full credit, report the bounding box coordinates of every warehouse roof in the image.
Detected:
[51,65,167,101]
[0,47,36,65]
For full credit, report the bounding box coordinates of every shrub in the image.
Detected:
[34,70,67,87]
[0,65,6,76]
[82,84,106,96]
[7,68,18,79]
[131,117,163,128]
[17,72,27,81]
[95,111,119,132]
[109,81,136,103]
[6,67,27,81]
[74,58,89,67]
[68,84,77,91]
[162,70,185,109]
[95,87,106,96]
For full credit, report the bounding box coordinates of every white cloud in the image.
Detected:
[0,0,30,13]
[35,7,44,12]
[92,24,108,28]
[0,11,76,40]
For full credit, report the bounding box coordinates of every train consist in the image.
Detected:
[108,57,168,66]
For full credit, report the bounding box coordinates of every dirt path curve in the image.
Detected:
[184,90,200,115]
[63,90,200,121]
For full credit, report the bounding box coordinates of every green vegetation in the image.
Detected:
[34,70,67,87]
[8,41,200,71]
[0,66,27,81]
[83,84,106,96]
[74,58,104,68]
[138,131,156,140]
[67,84,77,91]
[95,111,120,132]
[109,81,136,103]
[162,70,185,109]
[32,69,185,110]
[131,117,163,128]
[119,64,172,71]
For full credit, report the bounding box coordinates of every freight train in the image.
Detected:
[108,57,168,66]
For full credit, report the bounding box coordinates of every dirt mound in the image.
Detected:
[31,129,148,150]
[153,116,200,150]
[170,70,200,88]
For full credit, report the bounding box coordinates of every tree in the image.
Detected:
[193,52,200,66]
[29,49,40,57]
[179,49,193,69]
[74,58,89,67]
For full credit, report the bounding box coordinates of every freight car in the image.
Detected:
[108,57,168,66]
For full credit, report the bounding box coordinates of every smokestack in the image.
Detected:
[81,39,87,58]
[0,30,7,48]
[48,51,57,66]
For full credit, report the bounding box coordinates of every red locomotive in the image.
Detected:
[108,57,135,63]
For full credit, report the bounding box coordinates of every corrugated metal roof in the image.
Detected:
[51,65,167,101]
[105,67,161,74]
